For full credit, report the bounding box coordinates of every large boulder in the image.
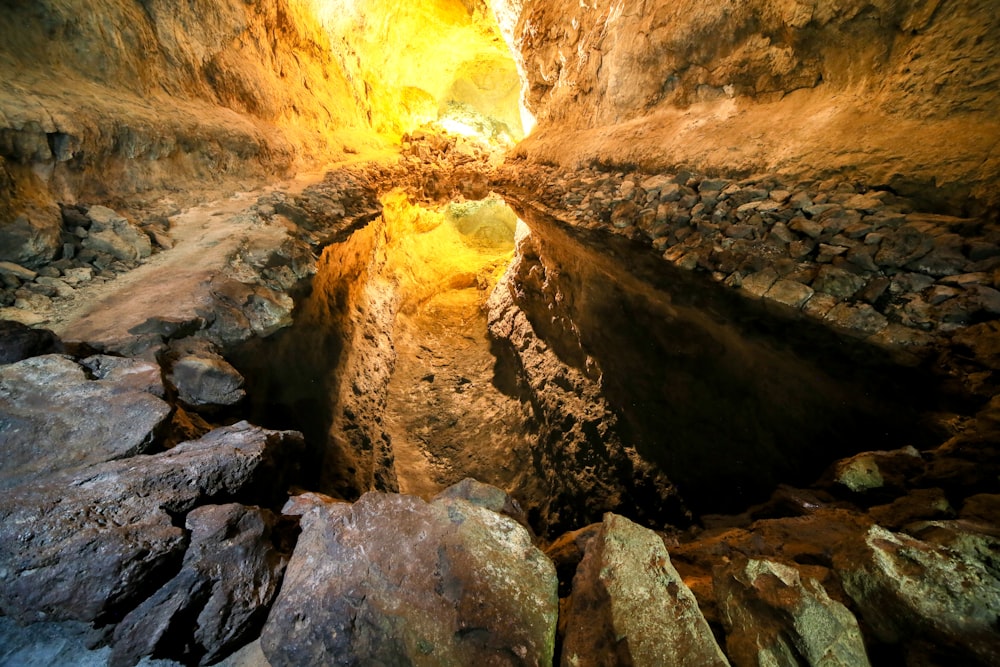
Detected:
[0,422,303,624]
[560,513,729,667]
[261,488,558,665]
[835,524,1000,665]
[110,503,289,667]
[0,354,171,488]
[715,556,870,667]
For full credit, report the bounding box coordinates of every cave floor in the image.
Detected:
[386,279,537,500]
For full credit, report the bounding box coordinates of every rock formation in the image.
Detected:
[0,0,998,665]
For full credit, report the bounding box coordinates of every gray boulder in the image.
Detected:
[110,503,289,667]
[261,488,558,665]
[560,513,729,667]
[0,422,303,625]
[169,355,246,408]
[0,354,171,488]
[835,524,1000,665]
[715,556,870,667]
[82,205,152,262]
[0,209,61,268]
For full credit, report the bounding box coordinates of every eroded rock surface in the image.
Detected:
[0,422,302,625]
[561,513,729,667]
[261,488,558,666]
[0,353,171,488]
[110,503,289,667]
[715,556,870,667]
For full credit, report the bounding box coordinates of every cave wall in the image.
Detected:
[501,0,1000,214]
[0,0,377,267]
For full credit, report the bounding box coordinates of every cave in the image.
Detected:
[1,1,1000,666]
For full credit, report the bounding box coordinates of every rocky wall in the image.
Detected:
[500,0,1000,215]
[0,0,377,268]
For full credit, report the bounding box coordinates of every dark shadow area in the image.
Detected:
[228,285,345,492]
[506,199,962,516]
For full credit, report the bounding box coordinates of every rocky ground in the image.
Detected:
[1,131,999,665]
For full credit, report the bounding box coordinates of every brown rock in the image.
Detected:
[715,555,870,667]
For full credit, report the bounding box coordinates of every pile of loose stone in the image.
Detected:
[494,160,1000,367]
[0,204,169,326]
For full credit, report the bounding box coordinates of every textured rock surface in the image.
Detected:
[261,488,558,666]
[110,503,288,667]
[835,524,1000,665]
[561,513,729,667]
[169,354,245,407]
[0,0,377,228]
[715,556,870,667]
[0,320,62,364]
[0,422,302,625]
[503,0,1000,214]
[0,353,171,488]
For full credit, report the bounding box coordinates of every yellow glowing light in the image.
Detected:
[308,0,525,142]
[438,118,483,138]
[379,190,516,312]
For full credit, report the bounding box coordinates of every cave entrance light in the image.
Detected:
[311,0,527,146]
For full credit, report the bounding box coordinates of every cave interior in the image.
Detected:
[1,1,1000,666]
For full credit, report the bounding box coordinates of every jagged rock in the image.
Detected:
[110,503,289,667]
[169,355,246,408]
[261,489,558,666]
[715,556,870,667]
[561,513,729,667]
[835,524,1000,665]
[0,422,302,625]
[875,224,935,268]
[82,205,152,262]
[0,354,171,488]
[81,354,166,397]
[0,210,61,268]
[828,446,923,495]
[812,266,866,299]
[0,319,62,364]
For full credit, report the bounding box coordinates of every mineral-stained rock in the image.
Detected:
[0,422,303,624]
[715,556,870,667]
[0,354,171,488]
[828,446,923,495]
[0,319,62,364]
[561,513,729,667]
[260,489,558,666]
[109,503,289,667]
[835,524,1000,665]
